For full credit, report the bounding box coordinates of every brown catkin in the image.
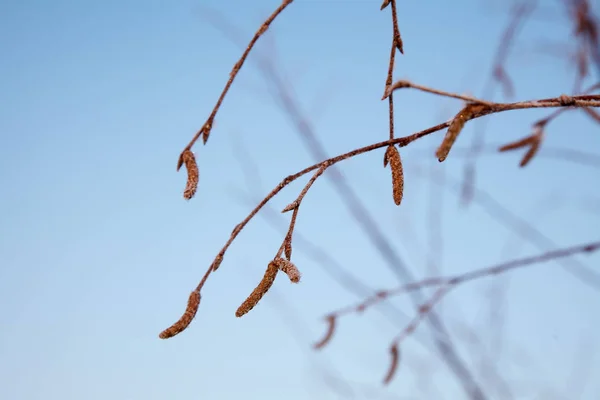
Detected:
[519,137,541,167]
[159,291,201,339]
[499,127,544,167]
[436,104,485,162]
[313,315,336,349]
[498,135,535,152]
[235,262,278,317]
[384,145,404,206]
[181,149,199,200]
[274,257,301,283]
[383,343,401,385]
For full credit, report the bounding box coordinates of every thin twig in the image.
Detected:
[384,80,494,106]
[327,241,600,318]
[177,0,294,163]
[278,163,330,258]
[383,0,403,140]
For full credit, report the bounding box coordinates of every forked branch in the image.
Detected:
[160,90,600,339]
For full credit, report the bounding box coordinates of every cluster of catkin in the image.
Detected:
[157,0,600,394]
[236,257,301,317]
[165,7,551,346]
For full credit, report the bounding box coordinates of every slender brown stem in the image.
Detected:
[383,0,402,140]
[278,163,329,257]
[178,0,294,158]
[386,80,494,106]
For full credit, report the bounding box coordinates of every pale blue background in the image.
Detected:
[1,0,599,399]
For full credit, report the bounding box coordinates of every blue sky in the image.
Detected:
[1,0,599,399]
